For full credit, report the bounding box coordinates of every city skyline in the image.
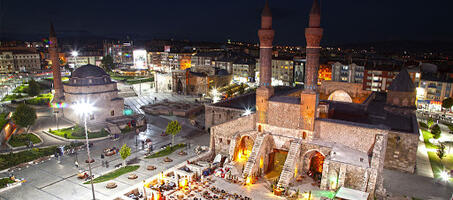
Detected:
[1,0,452,45]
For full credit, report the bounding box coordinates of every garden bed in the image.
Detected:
[1,93,26,102]
[8,133,42,147]
[145,144,186,159]
[0,178,15,189]
[0,146,57,170]
[49,126,109,139]
[84,165,139,184]
[24,93,53,105]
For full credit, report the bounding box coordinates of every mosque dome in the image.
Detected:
[68,64,112,86]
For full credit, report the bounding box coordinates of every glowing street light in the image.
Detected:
[242,108,252,116]
[440,170,450,182]
[71,51,79,68]
[72,100,96,200]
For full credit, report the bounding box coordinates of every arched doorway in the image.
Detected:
[328,90,352,103]
[233,136,254,162]
[308,152,325,181]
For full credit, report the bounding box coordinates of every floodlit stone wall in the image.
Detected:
[315,119,386,153]
[267,101,302,129]
[384,130,418,173]
[205,105,244,130]
[210,114,256,155]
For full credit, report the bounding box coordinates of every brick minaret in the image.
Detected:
[301,0,322,132]
[49,23,64,102]
[256,0,275,125]
[304,0,322,91]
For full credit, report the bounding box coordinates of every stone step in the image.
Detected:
[277,141,301,188]
[242,134,267,177]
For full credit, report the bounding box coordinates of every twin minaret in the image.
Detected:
[256,0,275,124]
[49,23,64,102]
[256,0,322,131]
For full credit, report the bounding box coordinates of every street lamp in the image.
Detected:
[71,51,79,68]
[73,100,96,200]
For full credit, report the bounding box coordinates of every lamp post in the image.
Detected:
[73,100,96,200]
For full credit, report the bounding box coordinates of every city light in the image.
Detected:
[71,51,79,57]
[72,100,95,116]
[440,170,450,182]
[416,87,425,98]
[242,108,252,116]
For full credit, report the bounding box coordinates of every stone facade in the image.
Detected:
[384,130,419,173]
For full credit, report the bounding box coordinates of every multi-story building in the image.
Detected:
[417,70,453,111]
[256,57,294,86]
[103,40,134,66]
[232,58,255,83]
[0,51,41,73]
[151,52,192,72]
[331,62,364,83]
[318,63,332,84]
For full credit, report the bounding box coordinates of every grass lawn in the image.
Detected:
[84,165,139,184]
[8,133,42,147]
[12,84,28,94]
[24,93,53,105]
[0,178,15,189]
[126,77,154,84]
[0,146,57,170]
[49,127,109,139]
[145,143,186,159]
[0,113,9,130]
[1,93,26,102]
[421,129,439,149]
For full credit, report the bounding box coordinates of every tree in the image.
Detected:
[12,103,37,135]
[166,120,181,147]
[101,55,114,72]
[442,98,453,111]
[427,118,434,128]
[437,143,446,159]
[431,124,441,139]
[119,144,131,166]
[27,79,41,97]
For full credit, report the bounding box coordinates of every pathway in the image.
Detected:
[416,131,434,178]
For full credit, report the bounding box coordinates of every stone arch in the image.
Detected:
[232,133,255,162]
[328,90,352,103]
[302,149,326,173]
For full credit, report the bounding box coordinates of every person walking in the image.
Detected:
[75,160,79,168]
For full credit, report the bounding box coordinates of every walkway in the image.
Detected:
[416,132,434,178]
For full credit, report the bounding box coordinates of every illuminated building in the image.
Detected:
[63,64,124,124]
[0,51,41,73]
[103,40,134,66]
[331,62,363,83]
[317,64,332,85]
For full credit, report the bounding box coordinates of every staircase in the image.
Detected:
[242,133,266,177]
[277,140,302,188]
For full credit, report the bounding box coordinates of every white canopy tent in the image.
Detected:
[335,187,369,200]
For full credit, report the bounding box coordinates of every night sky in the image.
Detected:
[1,0,452,45]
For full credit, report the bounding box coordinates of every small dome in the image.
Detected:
[72,64,108,78]
[68,64,112,86]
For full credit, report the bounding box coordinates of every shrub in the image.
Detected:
[427,118,434,128]
[437,143,446,159]
[72,125,85,137]
[431,124,441,139]
[419,122,428,129]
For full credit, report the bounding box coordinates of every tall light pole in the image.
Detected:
[73,100,96,200]
[71,51,79,68]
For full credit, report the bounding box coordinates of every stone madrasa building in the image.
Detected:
[209,1,418,199]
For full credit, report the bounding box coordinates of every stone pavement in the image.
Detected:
[416,132,434,178]
[383,169,453,200]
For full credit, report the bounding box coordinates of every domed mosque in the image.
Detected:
[63,64,124,124]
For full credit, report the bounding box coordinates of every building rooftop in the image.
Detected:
[324,92,417,134]
[387,68,415,92]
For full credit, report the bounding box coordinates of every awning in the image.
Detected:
[335,187,369,200]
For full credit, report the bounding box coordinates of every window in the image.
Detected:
[111,110,115,116]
